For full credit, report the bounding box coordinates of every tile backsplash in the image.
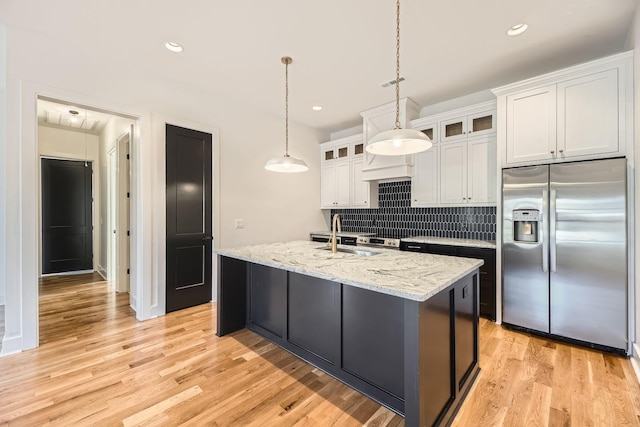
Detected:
[331,181,496,241]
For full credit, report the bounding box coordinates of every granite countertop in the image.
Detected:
[402,236,496,249]
[216,240,482,302]
[309,231,376,237]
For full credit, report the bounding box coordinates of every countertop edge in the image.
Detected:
[216,249,483,302]
[401,237,496,249]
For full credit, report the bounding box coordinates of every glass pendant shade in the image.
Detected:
[366,128,432,156]
[264,155,309,173]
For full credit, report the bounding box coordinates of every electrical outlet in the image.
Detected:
[235,219,244,229]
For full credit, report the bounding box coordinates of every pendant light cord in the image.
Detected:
[284,58,290,157]
[394,0,401,130]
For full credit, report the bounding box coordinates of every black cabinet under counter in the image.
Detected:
[400,240,496,321]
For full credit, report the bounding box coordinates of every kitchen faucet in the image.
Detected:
[330,214,341,253]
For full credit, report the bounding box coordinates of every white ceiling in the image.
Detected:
[37,99,114,135]
[2,0,637,135]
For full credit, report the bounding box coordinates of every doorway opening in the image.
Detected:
[36,97,136,345]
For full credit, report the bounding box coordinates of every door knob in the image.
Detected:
[202,236,213,241]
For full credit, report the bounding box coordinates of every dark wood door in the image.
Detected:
[166,124,212,313]
[41,158,93,274]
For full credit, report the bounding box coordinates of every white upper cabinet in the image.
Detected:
[412,144,439,207]
[320,134,378,209]
[439,141,467,204]
[506,85,557,164]
[439,137,496,206]
[557,69,619,158]
[410,101,497,207]
[467,136,496,204]
[321,161,350,208]
[351,159,370,207]
[494,51,632,167]
[440,109,496,143]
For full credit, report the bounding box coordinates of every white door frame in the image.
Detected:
[2,81,154,354]
[116,130,131,294]
[107,146,117,283]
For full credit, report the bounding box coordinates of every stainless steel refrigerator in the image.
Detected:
[502,157,627,353]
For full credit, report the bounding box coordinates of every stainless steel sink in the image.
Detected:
[316,246,381,256]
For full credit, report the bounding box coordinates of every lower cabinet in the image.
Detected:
[342,286,405,398]
[399,243,496,321]
[248,263,287,337]
[288,273,339,364]
[458,247,496,321]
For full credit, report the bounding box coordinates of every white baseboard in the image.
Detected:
[130,294,137,313]
[97,267,107,280]
[40,269,94,278]
[631,343,640,382]
[0,334,22,357]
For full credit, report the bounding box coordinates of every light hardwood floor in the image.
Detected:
[0,274,639,426]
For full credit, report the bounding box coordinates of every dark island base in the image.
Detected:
[217,255,480,427]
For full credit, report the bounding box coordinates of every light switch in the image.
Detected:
[235,219,244,229]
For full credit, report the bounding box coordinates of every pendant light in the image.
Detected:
[265,56,309,173]
[366,0,432,156]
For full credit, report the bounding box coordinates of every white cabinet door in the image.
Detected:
[321,164,337,208]
[506,85,557,164]
[439,142,467,205]
[335,161,351,207]
[411,146,439,207]
[557,69,619,158]
[351,159,369,207]
[467,137,496,204]
[440,116,467,143]
[467,110,496,138]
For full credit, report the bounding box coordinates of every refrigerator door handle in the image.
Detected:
[550,189,557,272]
[542,189,549,272]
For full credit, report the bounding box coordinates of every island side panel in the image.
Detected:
[403,270,480,427]
[404,288,455,427]
[216,255,247,337]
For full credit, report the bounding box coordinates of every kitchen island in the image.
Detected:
[216,240,483,427]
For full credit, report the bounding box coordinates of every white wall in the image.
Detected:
[38,126,100,273]
[0,23,326,353]
[625,3,640,373]
[98,116,135,278]
[0,24,5,307]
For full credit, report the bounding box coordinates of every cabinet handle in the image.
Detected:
[559,149,564,154]
[550,150,555,155]
[407,245,421,249]
[462,197,467,200]
[364,201,367,204]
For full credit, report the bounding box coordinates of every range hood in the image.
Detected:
[360,98,420,181]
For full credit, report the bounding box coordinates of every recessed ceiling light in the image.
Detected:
[507,23,528,36]
[69,110,79,123]
[165,41,184,53]
[312,106,323,111]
